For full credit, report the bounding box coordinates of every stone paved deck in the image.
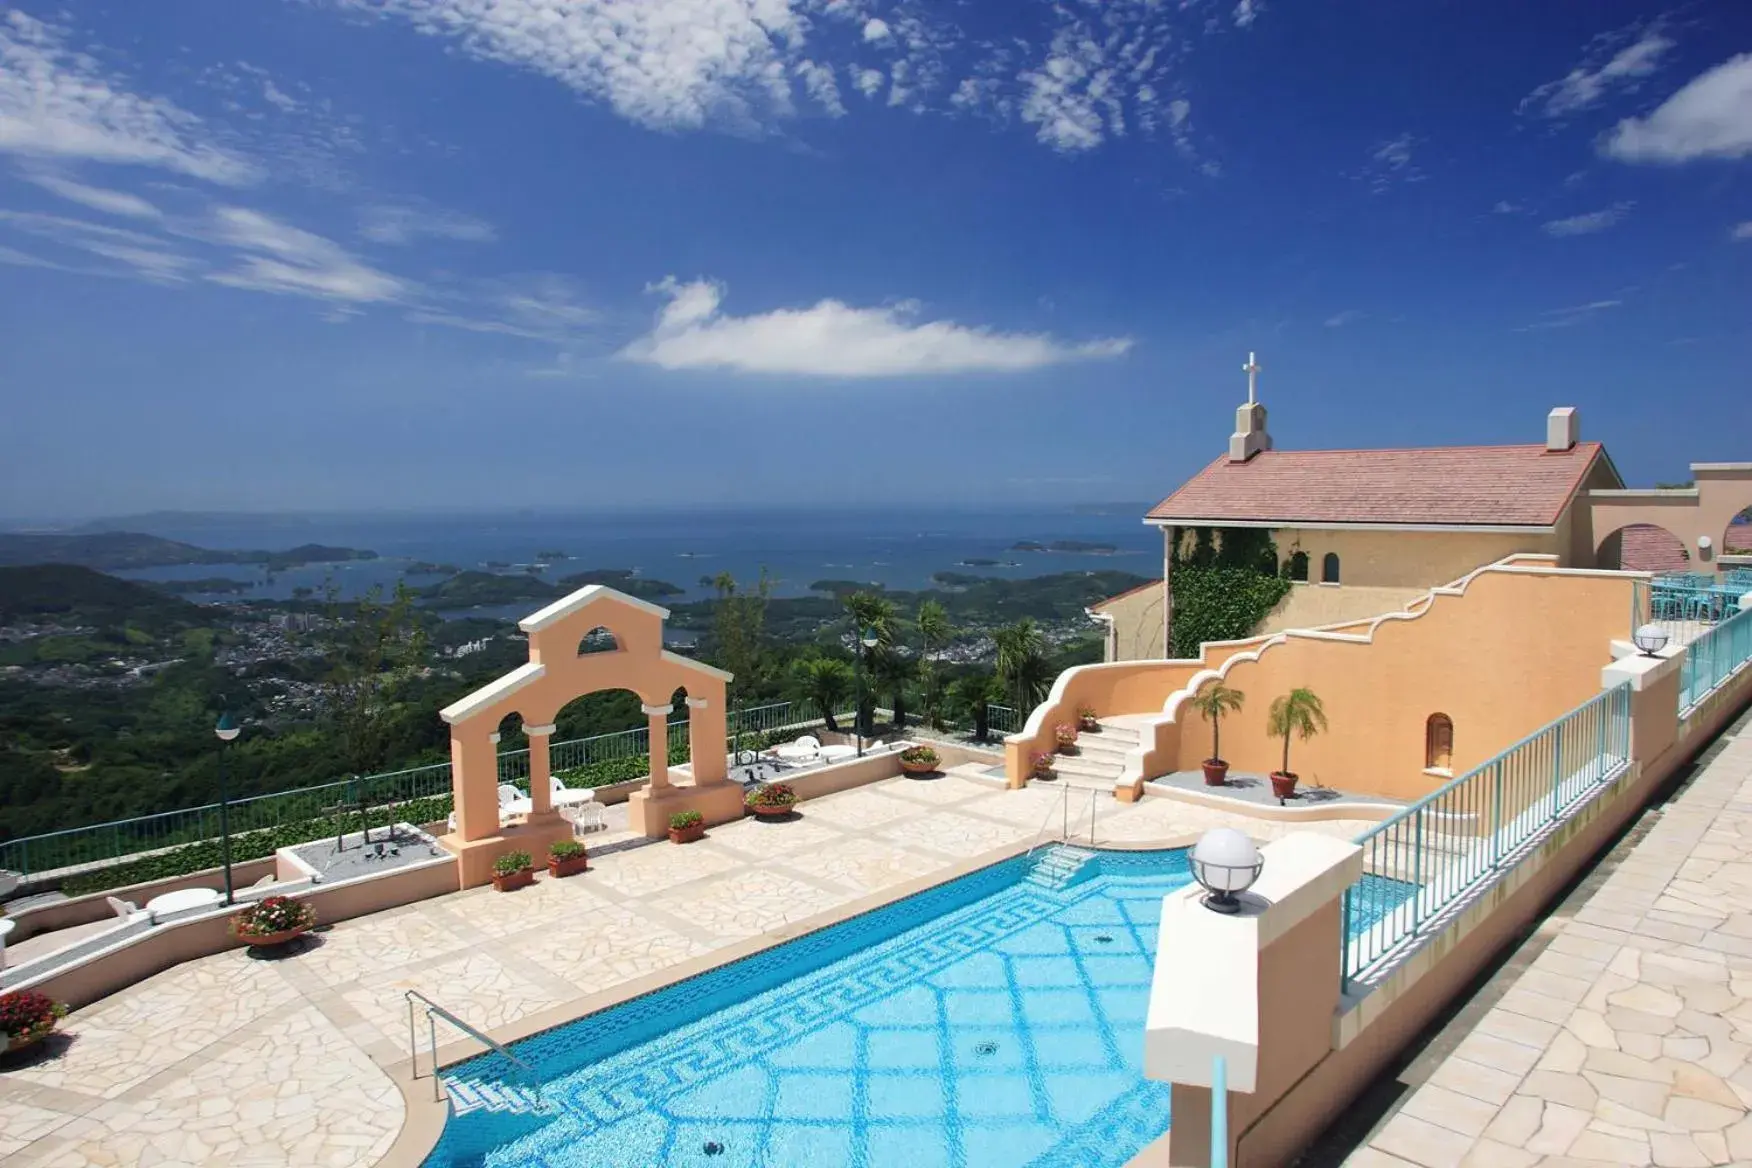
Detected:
[0,770,1375,1168]
[1352,707,1752,1168]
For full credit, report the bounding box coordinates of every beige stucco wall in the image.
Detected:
[1094,584,1167,662]
[1255,582,1428,635]
[1275,526,1568,588]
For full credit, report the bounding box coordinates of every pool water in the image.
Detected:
[425,848,1412,1168]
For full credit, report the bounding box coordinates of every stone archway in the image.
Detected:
[1594,523,1690,573]
[437,585,736,886]
[1588,464,1752,575]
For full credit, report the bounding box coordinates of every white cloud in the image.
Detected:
[1731,221,1752,241]
[0,208,195,282]
[1601,54,1752,163]
[794,59,844,116]
[260,79,302,115]
[862,18,891,43]
[1323,310,1366,328]
[206,206,407,303]
[23,170,161,219]
[1542,202,1633,236]
[1493,200,1524,214]
[853,67,885,99]
[1355,133,1423,191]
[1519,24,1673,120]
[407,273,597,342]
[0,12,256,184]
[359,202,495,245]
[1515,299,1622,331]
[1233,1,1261,29]
[620,277,1133,377]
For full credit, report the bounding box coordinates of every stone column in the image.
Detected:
[524,723,556,816]
[449,728,501,841]
[642,703,672,791]
[685,695,729,784]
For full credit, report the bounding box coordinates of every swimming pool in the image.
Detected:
[424,847,1412,1168]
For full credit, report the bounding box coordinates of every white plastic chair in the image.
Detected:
[549,775,594,806]
[497,784,522,806]
[106,896,155,926]
[775,735,822,763]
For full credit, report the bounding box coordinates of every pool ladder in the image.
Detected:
[405,990,547,1115]
[1026,783,1100,856]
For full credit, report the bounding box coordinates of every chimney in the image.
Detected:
[1546,407,1579,452]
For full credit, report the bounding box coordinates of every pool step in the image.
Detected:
[445,1077,550,1118]
[1026,845,1097,891]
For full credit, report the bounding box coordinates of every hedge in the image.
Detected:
[1169,565,1292,659]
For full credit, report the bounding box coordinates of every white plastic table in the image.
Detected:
[551,789,595,807]
[144,887,224,915]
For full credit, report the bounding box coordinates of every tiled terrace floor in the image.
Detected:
[1353,707,1752,1168]
[0,769,1374,1168]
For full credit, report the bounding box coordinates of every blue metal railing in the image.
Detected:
[0,700,843,883]
[1341,683,1632,987]
[1211,1054,1229,1167]
[1680,602,1752,716]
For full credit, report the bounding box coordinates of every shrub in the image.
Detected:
[548,840,586,861]
[898,744,939,767]
[669,809,704,830]
[493,851,532,877]
[230,895,316,940]
[745,783,797,810]
[0,990,66,1043]
[1170,565,1292,658]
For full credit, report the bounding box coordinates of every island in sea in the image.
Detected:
[416,568,684,610]
[0,531,377,571]
[957,558,1020,568]
[1010,540,1120,555]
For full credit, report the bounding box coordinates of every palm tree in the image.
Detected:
[1187,682,1245,765]
[793,657,854,733]
[993,618,1053,717]
[1266,687,1328,778]
[949,672,1005,742]
[873,648,917,731]
[843,591,895,736]
[916,600,954,729]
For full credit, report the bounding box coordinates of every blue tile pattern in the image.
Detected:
[424,849,1414,1168]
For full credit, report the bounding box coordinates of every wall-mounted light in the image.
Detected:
[1190,828,1264,915]
[1632,623,1670,658]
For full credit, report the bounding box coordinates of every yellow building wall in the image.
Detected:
[1275,527,1569,589]
[1095,584,1166,662]
[1256,582,1429,635]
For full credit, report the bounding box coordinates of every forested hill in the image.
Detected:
[0,531,376,570]
[0,564,204,630]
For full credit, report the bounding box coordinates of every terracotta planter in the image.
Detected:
[492,867,536,892]
[236,925,311,948]
[1055,741,1078,755]
[547,855,589,878]
[5,1027,55,1055]
[669,823,706,844]
[1078,716,1099,732]
[1032,767,1056,782]
[1269,771,1299,800]
[1202,759,1229,786]
[749,804,794,820]
[899,759,939,776]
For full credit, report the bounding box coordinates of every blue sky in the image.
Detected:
[1,0,1749,520]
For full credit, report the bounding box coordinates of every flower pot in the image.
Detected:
[1078,716,1098,732]
[5,1026,55,1054]
[1269,771,1299,800]
[1055,741,1078,755]
[492,868,536,892]
[547,855,589,878]
[1202,759,1229,786]
[237,925,310,949]
[899,759,938,776]
[1032,768,1056,782]
[750,804,794,820]
[669,823,706,844]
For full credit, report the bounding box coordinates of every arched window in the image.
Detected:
[577,626,619,655]
[1286,551,1309,582]
[1321,553,1341,584]
[1425,713,1453,772]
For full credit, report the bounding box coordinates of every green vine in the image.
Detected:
[1170,565,1292,658]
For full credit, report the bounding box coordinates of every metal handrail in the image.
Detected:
[405,989,532,1102]
[1026,783,1071,856]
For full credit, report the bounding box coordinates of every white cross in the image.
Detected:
[1243,351,1262,406]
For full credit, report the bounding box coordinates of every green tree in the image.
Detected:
[993,618,1053,718]
[792,657,853,732]
[948,672,1005,742]
[709,569,772,701]
[873,648,917,731]
[319,581,428,775]
[843,591,895,735]
[1187,681,1245,765]
[1266,687,1328,778]
[916,599,954,729]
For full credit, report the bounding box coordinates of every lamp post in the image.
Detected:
[215,708,240,905]
[854,625,879,757]
[1189,827,1264,915]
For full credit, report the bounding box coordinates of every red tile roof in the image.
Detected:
[1146,442,1607,528]
[1091,578,1161,610]
[1616,524,1691,572]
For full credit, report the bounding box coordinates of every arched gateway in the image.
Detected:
[437,585,739,887]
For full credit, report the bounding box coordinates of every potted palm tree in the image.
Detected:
[1266,688,1328,799]
[1187,682,1245,785]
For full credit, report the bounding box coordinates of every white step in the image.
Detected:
[446,1077,548,1117]
[1048,753,1125,781]
[1025,845,1097,889]
[1073,738,1134,765]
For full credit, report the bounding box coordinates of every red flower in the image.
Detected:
[0,990,66,1040]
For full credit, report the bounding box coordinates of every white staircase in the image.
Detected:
[1044,721,1140,790]
[445,1077,550,1117]
[1026,845,1097,890]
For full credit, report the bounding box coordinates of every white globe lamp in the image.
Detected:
[1632,623,1669,658]
[1190,827,1264,915]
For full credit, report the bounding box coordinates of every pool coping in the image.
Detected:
[377,829,1209,1168]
